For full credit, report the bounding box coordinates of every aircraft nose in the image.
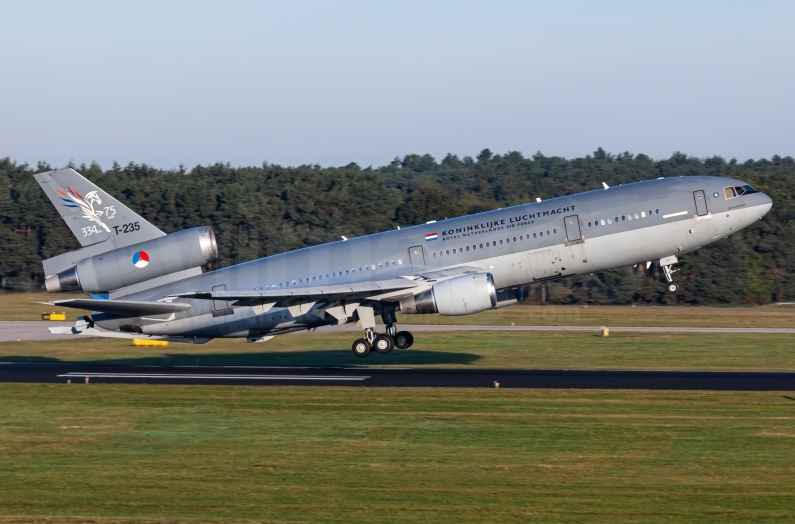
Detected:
[759,193,773,217]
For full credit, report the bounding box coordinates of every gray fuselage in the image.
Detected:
[98,176,772,338]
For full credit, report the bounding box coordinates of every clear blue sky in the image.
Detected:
[1,0,793,169]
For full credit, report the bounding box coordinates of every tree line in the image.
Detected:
[1,148,793,305]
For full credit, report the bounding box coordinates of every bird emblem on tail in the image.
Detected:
[56,187,111,233]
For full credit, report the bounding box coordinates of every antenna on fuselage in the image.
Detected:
[602,182,610,190]
[536,198,541,202]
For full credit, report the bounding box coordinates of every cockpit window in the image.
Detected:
[725,185,759,199]
[736,185,759,196]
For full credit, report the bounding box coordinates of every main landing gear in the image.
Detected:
[351,326,414,358]
[660,255,681,294]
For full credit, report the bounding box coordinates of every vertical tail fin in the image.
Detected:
[34,168,164,250]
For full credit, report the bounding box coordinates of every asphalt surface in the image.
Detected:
[1,362,794,390]
[2,321,795,343]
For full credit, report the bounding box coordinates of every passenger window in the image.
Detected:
[533,233,537,238]
[539,232,543,237]
[279,283,283,288]
[546,230,550,235]
[621,215,626,221]
[446,250,450,255]
[378,263,382,268]
[312,276,316,281]
[493,241,497,246]
[627,214,632,221]
[634,213,639,219]
[499,240,503,245]
[345,270,349,275]
[655,209,660,214]
[479,243,484,248]
[593,221,598,227]
[292,280,296,285]
[465,246,470,251]
[648,210,653,216]
[615,217,619,222]
[398,259,403,264]
[513,236,517,242]
[588,222,592,227]
[641,211,646,217]
[552,229,556,234]
[433,252,436,258]
[505,238,510,244]
[453,248,457,253]
[607,218,611,224]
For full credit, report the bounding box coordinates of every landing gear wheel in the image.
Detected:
[667,281,680,293]
[394,331,414,349]
[352,338,371,357]
[373,335,394,354]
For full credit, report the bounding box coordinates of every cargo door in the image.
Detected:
[693,190,708,216]
[528,249,560,280]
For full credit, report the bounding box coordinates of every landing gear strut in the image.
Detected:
[661,256,680,294]
[349,306,413,357]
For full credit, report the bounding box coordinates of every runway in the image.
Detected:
[2,321,795,342]
[1,362,794,390]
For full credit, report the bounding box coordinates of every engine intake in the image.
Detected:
[400,272,497,316]
[45,227,217,293]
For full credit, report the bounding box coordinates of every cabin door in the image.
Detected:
[693,190,709,216]
[564,215,582,242]
[408,245,426,270]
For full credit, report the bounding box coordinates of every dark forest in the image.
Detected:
[2,149,793,305]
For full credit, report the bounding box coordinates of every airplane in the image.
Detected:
[38,168,772,356]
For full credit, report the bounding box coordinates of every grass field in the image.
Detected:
[4,291,795,327]
[2,330,795,371]
[0,384,793,523]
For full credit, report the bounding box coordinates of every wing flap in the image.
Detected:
[169,278,420,306]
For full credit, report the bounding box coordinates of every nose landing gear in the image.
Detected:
[660,255,680,293]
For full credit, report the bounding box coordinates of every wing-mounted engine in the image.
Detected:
[45,226,217,293]
[399,272,497,316]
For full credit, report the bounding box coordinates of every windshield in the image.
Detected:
[735,184,759,196]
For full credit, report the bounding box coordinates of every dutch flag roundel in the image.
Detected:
[132,251,150,268]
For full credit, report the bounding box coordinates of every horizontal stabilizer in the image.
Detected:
[42,299,191,317]
[47,325,210,344]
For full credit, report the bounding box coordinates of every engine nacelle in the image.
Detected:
[45,227,217,293]
[400,272,497,316]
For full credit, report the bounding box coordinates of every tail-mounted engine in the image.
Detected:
[400,272,497,316]
[45,226,217,293]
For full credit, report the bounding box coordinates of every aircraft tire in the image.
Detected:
[352,338,371,357]
[667,281,680,293]
[373,335,394,354]
[394,331,414,349]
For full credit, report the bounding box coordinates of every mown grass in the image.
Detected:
[2,330,795,371]
[4,292,795,327]
[0,384,793,523]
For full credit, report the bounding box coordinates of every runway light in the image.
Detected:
[494,381,500,389]
[601,326,610,337]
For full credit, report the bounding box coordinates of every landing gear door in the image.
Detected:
[693,190,708,216]
[564,215,582,242]
[408,245,426,270]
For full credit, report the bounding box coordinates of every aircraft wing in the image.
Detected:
[169,278,421,306]
[42,299,191,317]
